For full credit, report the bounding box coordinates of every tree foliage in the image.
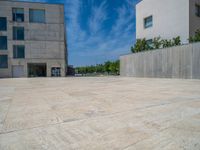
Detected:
[75,60,120,75]
[153,37,162,49]
[131,36,181,53]
[131,38,151,53]
[173,36,181,46]
[162,39,173,48]
[189,30,200,43]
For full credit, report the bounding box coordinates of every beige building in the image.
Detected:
[0,0,67,78]
[136,0,200,44]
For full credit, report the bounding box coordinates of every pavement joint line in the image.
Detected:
[1,97,13,132]
[122,136,151,150]
[121,126,174,150]
[0,98,199,136]
[122,122,200,150]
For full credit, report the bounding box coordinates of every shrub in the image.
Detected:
[172,36,181,46]
[162,39,173,48]
[130,36,182,53]
[132,38,150,53]
[189,30,200,43]
[152,37,162,49]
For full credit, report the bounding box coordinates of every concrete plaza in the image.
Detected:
[0,77,200,150]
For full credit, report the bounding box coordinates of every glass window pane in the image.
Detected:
[146,39,153,48]
[0,36,7,50]
[144,16,153,29]
[196,5,200,17]
[0,55,8,68]
[29,9,45,23]
[13,8,24,14]
[51,67,61,77]
[13,27,24,40]
[12,8,24,22]
[13,45,25,59]
[0,17,7,31]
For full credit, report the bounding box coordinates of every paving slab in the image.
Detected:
[0,77,200,150]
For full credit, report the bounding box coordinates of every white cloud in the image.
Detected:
[69,0,137,66]
[88,0,107,34]
[65,0,86,42]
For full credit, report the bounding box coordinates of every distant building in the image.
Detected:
[67,65,75,76]
[136,0,200,44]
[0,0,67,78]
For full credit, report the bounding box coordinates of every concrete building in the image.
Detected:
[136,0,200,44]
[0,0,67,78]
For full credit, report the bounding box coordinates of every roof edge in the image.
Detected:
[0,0,64,6]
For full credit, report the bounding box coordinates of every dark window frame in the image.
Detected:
[196,4,200,17]
[144,15,153,29]
[0,17,7,31]
[13,45,25,59]
[29,9,46,23]
[13,27,24,40]
[0,55,8,69]
[0,36,7,50]
[12,8,24,22]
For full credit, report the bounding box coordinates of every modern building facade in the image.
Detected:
[0,0,67,78]
[136,0,200,44]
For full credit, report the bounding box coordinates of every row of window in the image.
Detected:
[0,8,45,69]
[13,8,45,23]
[0,8,45,31]
[0,45,24,68]
[0,27,24,50]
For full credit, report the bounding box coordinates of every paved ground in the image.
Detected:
[0,77,200,150]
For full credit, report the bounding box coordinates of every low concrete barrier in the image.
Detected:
[120,42,200,79]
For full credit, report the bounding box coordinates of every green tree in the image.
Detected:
[132,38,150,53]
[131,46,135,53]
[189,30,200,43]
[75,60,120,76]
[162,39,173,48]
[114,60,120,74]
[172,36,181,46]
[105,61,112,74]
[152,37,162,49]
[131,36,183,53]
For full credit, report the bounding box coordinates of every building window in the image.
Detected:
[13,27,24,40]
[144,16,153,29]
[0,36,7,50]
[196,4,200,17]
[146,39,153,48]
[0,17,7,31]
[29,9,45,23]
[0,55,8,68]
[51,67,61,77]
[13,45,25,59]
[12,8,24,22]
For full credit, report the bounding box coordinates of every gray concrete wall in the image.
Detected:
[0,0,66,77]
[120,42,200,79]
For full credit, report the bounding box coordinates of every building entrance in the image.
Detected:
[28,63,47,77]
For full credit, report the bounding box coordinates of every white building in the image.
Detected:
[136,0,200,44]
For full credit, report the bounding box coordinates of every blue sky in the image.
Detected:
[18,0,140,67]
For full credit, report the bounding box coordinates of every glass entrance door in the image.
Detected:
[51,67,61,77]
